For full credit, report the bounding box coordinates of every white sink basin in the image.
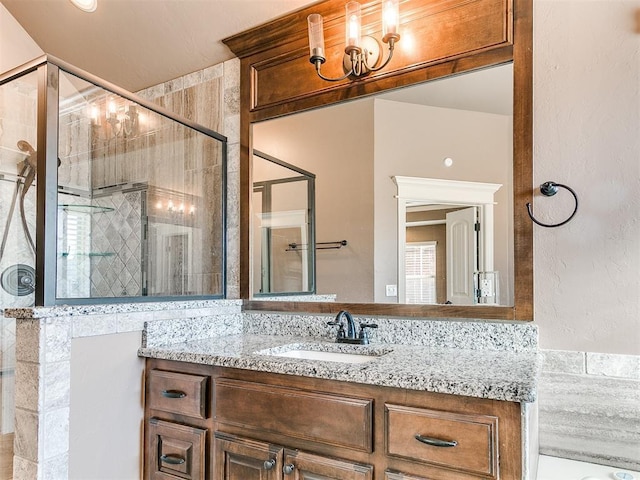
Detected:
[272,349,378,363]
[256,343,392,364]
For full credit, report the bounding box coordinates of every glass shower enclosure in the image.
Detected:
[0,55,227,476]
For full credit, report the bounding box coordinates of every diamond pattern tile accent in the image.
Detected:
[89,191,143,297]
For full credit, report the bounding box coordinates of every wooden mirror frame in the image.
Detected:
[224,0,533,321]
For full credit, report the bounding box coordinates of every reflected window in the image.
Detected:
[405,241,436,304]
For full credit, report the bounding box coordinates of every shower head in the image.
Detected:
[16,140,61,172]
[17,140,37,171]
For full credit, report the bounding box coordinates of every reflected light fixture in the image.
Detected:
[69,0,97,13]
[307,0,400,82]
[102,99,139,138]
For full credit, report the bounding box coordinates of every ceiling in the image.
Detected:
[2,0,512,114]
[1,0,319,92]
[378,63,513,115]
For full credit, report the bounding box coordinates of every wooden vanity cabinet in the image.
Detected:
[214,432,373,480]
[144,358,525,480]
[145,363,212,480]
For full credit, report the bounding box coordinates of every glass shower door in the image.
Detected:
[0,69,39,479]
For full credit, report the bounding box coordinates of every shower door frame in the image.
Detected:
[0,55,228,306]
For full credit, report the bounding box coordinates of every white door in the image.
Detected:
[446,207,477,304]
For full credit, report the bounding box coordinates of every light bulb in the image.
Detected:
[382,0,400,41]
[69,0,97,13]
[345,2,362,52]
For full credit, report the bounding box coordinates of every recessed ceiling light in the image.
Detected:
[69,0,97,13]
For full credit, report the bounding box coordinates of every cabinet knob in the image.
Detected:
[283,463,295,474]
[263,459,276,470]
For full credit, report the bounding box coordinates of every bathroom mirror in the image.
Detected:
[253,64,513,306]
[227,0,533,321]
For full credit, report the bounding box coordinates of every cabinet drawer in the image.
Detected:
[148,370,208,419]
[215,378,373,452]
[147,418,206,480]
[385,404,498,478]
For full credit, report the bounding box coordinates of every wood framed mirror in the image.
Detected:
[225,0,533,321]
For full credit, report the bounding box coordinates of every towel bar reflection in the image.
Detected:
[287,240,348,251]
[526,181,578,228]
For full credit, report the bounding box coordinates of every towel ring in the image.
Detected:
[526,181,578,228]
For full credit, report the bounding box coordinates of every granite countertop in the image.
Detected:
[139,334,541,403]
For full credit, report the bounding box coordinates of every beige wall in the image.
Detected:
[0,4,42,73]
[533,0,640,355]
[253,100,376,302]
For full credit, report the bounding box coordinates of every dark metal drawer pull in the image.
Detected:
[160,454,186,465]
[415,434,458,448]
[161,389,187,399]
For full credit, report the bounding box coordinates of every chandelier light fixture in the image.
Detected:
[91,99,140,139]
[307,0,401,82]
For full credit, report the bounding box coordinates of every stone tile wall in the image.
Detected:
[137,58,241,299]
[244,313,539,352]
[7,300,243,479]
[538,349,640,470]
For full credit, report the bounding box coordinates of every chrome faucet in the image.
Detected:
[327,310,378,345]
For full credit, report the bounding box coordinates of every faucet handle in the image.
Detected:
[358,323,378,344]
[327,321,346,339]
[359,323,378,330]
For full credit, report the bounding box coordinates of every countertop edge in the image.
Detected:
[138,338,540,404]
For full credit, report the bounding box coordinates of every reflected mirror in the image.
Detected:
[252,63,513,306]
[252,150,316,297]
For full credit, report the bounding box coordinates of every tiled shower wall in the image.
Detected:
[0,75,37,310]
[56,62,234,299]
[89,190,143,297]
[57,100,145,299]
[136,58,241,298]
[0,72,38,436]
[538,349,640,470]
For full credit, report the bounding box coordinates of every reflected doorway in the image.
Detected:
[395,176,504,305]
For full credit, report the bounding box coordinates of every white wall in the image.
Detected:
[0,3,42,73]
[533,0,640,355]
[69,332,144,480]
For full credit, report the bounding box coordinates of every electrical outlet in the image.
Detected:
[385,284,397,296]
[480,279,493,297]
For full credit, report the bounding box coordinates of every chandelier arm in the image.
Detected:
[314,59,354,82]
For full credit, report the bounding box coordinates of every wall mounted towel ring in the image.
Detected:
[526,181,578,228]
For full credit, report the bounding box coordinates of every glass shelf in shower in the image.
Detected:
[57,204,115,213]
[59,252,115,257]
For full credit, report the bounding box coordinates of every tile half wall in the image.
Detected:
[538,349,640,470]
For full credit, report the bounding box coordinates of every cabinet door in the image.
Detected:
[147,419,206,480]
[214,432,283,480]
[283,449,373,480]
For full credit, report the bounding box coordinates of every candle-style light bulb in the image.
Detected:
[382,0,400,43]
[107,100,117,119]
[307,13,326,63]
[345,1,362,54]
[90,105,99,125]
